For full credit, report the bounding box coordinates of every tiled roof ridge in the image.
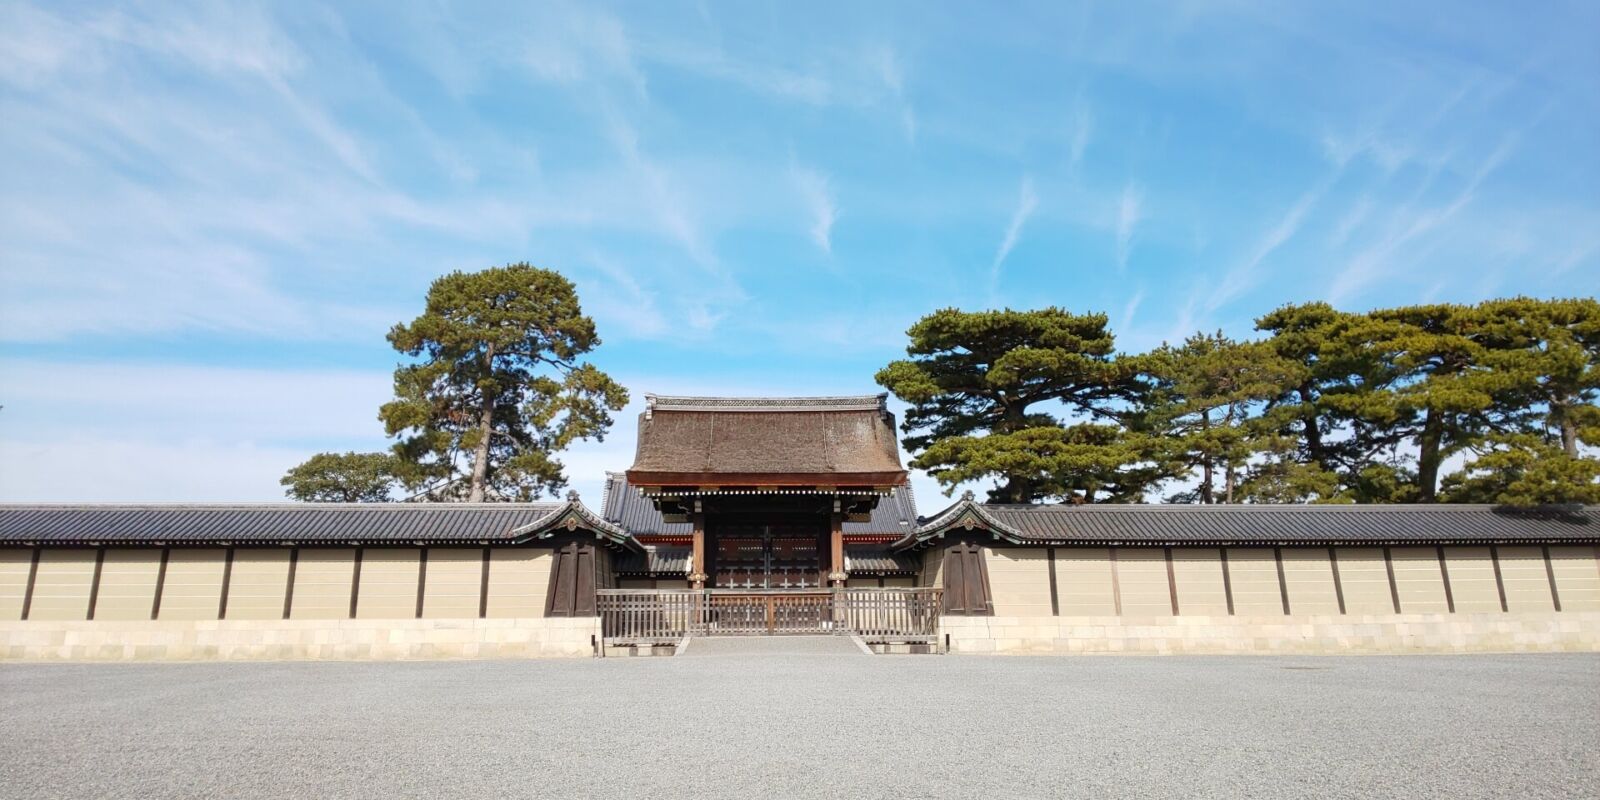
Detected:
[894,496,1596,551]
[981,503,1593,513]
[644,393,888,414]
[0,502,564,510]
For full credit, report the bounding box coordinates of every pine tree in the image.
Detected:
[1151,332,1297,503]
[280,452,398,502]
[378,263,629,502]
[1358,303,1503,502]
[1473,297,1600,457]
[1441,433,1600,505]
[876,308,1169,502]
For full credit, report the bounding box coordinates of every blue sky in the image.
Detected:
[1,1,1596,505]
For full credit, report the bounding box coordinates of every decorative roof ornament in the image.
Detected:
[961,489,976,502]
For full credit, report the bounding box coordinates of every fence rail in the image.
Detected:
[596,588,942,643]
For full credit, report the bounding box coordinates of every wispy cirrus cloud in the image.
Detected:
[990,175,1039,293]
[870,45,917,143]
[1329,133,1521,305]
[1068,91,1094,170]
[1205,181,1326,313]
[1115,183,1142,270]
[790,164,839,255]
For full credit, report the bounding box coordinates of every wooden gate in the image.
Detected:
[703,590,834,635]
[596,588,943,643]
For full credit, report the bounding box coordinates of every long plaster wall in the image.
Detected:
[0,545,597,661]
[956,544,1600,654]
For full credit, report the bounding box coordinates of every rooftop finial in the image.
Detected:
[961,489,976,502]
[565,489,580,503]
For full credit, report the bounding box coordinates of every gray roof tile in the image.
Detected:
[902,501,1599,547]
[0,503,575,546]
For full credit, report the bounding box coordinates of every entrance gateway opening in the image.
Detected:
[595,394,942,645]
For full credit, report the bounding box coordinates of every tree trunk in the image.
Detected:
[1417,407,1443,503]
[997,394,1034,502]
[1297,383,1326,463]
[1223,403,1238,502]
[1556,401,1579,458]
[1199,410,1214,504]
[998,476,1034,504]
[467,346,497,502]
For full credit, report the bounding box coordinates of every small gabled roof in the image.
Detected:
[843,545,919,575]
[625,394,907,487]
[0,492,640,551]
[896,495,1599,550]
[613,545,692,575]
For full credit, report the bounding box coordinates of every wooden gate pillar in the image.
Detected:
[689,509,707,590]
[828,509,846,587]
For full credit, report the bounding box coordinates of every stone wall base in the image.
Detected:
[940,611,1600,655]
[0,617,600,661]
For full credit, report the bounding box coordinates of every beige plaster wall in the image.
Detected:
[357,549,421,619]
[27,549,96,621]
[1055,547,1116,615]
[93,549,161,621]
[1549,545,1600,612]
[485,547,552,618]
[1281,548,1340,615]
[1225,548,1283,615]
[422,548,483,619]
[0,549,31,620]
[1116,548,1170,616]
[225,549,290,620]
[987,549,1052,616]
[1389,546,1449,613]
[1336,547,1394,614]
[288,549,356,620]
[1498,546,1556,612]
[975,545,1600,624]
[1444,546,1502,613]
[1172,548,1229,616]
[157,548,226,621]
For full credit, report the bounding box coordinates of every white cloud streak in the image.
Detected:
[1116,183,1142,270]
[790,165,839,255]
[1330,134,1520,304]
[1206,183,1325,313]
[990,176,1039,292]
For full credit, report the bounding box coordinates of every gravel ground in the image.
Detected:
[2,650,1596,799]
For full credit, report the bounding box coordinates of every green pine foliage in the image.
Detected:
[883,297,1600,507]
[279,452,399,502]
[875,308,1176,503]
[284,263,628,503]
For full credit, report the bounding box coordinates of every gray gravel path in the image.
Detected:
[2,652,1596,799]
